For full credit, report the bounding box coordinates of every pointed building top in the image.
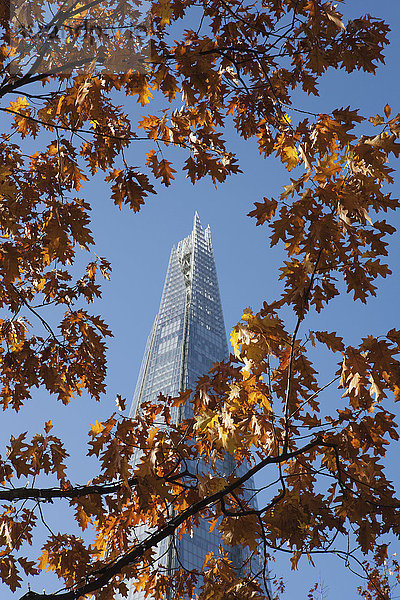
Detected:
[192,212,213,249]
[193,211,202,231]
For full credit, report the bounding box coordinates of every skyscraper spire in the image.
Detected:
[193,210,201,229]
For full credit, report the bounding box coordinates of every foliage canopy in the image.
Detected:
[0,1,399,599]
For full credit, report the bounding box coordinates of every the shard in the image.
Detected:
[131,212,228,417]
[128,214,256,598]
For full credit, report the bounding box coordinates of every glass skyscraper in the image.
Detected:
[127,214,258,599]
[131,213,228,417]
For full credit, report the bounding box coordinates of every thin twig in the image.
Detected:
[282,249,323,454]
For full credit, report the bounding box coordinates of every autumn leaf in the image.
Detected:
[314,331,345,353]
[91,420,104,435]
[155,0,173,26]
[274,134,300,170]
[369,114,385,126]
[107,168,156,211]
[9,96,29,113]
[115,394,126,411]
[194,410,219,432]
[158,159,176,186]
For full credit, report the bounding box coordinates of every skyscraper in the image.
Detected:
[131,212,228,418]
[128,214,256,598]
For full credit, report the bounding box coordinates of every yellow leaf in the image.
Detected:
[38,550,50,571]
[56,96,64,116]
[9,96,29,113]
[274,134,300,170]
[91,420,104,435]
[241,307,253,321]
[260,394,272,412]
[138,83,153,106]
[195,410,219,432]
[48,142,59,156]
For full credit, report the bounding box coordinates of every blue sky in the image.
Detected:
[2,1,400,598]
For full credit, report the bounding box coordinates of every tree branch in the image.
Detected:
[19,437,324,599]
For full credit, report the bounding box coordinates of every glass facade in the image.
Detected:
[127,214,258,599]
[131,213,228,423]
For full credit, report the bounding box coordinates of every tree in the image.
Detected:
[0,0,399,598]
